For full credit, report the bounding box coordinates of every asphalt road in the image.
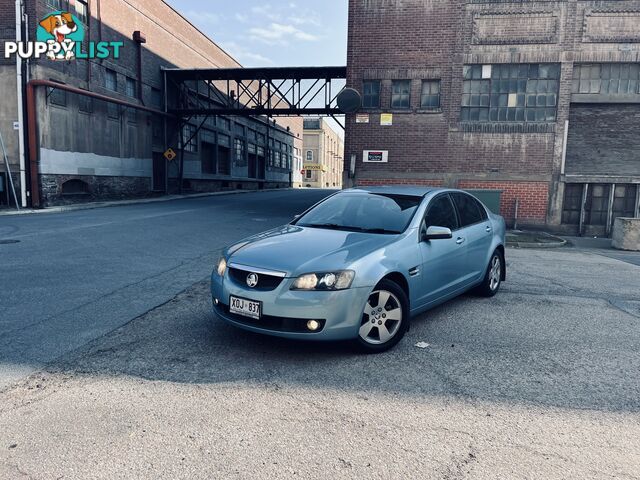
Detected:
[0,189,334,389]
[1,190,639,479]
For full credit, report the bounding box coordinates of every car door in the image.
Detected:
[450,192,493,285]
[416,194,468,307]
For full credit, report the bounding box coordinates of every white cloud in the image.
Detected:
[249,23,320,45]
[220,41,274,66]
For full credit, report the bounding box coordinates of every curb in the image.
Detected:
[507,239,567,249]
[0,188,294,217]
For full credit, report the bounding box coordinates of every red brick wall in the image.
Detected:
[458,180,549,224]
[358,178,443,187]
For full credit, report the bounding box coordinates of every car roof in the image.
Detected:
[344,186,446,197]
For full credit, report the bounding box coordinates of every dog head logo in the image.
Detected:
[36,11,84,60]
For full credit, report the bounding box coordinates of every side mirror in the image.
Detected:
[423,226,453,241]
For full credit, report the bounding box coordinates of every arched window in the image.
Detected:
[306,150,313,161]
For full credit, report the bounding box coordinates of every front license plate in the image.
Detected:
[229,296,261,320]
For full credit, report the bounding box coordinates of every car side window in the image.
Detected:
[424,195,459,231]
[451,193,484,227]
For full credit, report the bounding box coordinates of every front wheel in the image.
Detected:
[476,250,504,297]
[355,279,409,353]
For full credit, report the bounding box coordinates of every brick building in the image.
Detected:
[302,117,343,189]
[344,0,640,236]
[0,0,302,207]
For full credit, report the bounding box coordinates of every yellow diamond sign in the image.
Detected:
[164,148,177,162]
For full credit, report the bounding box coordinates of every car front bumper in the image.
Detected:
[211,271,371,341]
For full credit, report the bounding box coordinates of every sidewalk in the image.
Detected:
[0,188,291,217]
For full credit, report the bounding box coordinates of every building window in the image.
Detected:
[105,69,117,91]
[234,138,246,166]
[572,63,640,95]
[275,151,281,168]
[47,0,66,10]
[391,80,411,109]
[78,90,92,113]
[585,184,610,226]
[462,63,560,123]
[75,0,88,24]
[306,170,312,179]
[126,108,136,124]
[362,81,381,108]
[150,87,162,108]
[256,132,265,144]
[125,77,136,98]
[420,80,441,109]
[561,184,583,225]
[218,117,230,131]
[107,103,119,119]
[48,80,67,107]
[306,150,313,161]
[234,123,245,137]
[182,124,198,153]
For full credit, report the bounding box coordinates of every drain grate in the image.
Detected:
[0,239,20,244]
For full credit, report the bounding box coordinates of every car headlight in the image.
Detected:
[216,256,227,277]
[291,270,355,291]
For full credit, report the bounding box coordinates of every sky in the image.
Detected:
[166,1,348,68]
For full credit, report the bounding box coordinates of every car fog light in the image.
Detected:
[307,320,321,331]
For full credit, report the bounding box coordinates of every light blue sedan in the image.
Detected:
[212,187,506,352]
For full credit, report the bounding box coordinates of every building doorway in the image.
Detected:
[152,152,166,192]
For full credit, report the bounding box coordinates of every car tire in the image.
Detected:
[354,279,410,353]
[476,250,504,297]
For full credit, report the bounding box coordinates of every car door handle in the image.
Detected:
[456,237,466,245]
[486,226,492,233]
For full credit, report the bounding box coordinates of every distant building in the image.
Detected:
[344,0,640,236]
[302,118,343,189]
[0,0,302,208]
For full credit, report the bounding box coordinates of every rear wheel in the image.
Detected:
[476,250,504,297]
[355,279,409,353]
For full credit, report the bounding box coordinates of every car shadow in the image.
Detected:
[47,279,640,415]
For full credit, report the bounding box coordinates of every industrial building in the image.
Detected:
[344,0,640,236]
[302,117,343,189]
[0,0,302,208]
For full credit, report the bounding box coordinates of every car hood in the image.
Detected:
[226,225,399,276]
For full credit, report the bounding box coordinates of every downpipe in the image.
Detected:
[15,0,27,207]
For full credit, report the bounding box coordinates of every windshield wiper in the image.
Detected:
[301,223,400,234]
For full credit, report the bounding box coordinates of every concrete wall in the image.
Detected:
[612,218,640,251]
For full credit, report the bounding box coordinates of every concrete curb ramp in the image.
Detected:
[506,231,567,249]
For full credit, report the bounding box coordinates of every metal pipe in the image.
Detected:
[15,0,27,207]
[26,79,176,208]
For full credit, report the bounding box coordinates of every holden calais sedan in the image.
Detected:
[211,187,506,352]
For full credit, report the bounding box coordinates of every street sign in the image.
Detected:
[164,148,177,161]
[356,113,369,124]
[363,150,388,163]
[380,114,393,126]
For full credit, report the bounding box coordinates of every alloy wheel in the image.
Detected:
[489,255,501,291]
[359,290,403,345]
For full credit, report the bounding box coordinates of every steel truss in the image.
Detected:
[164,66,347,117]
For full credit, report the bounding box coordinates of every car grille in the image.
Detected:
[215,303,326,334]
[228,267,284,291]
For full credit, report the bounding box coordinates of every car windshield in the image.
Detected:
[295,193,422,234]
